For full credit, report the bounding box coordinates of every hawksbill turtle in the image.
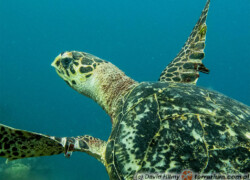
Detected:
[0,0,249,179]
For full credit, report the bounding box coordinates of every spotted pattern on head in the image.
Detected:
[159,0,210,84]
[52,51,107,87]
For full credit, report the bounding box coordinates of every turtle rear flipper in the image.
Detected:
[0,124,107,163]
[159,0,210,84]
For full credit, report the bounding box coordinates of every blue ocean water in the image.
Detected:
[0,0,249,179]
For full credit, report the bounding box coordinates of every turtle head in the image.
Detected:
[51,51,107,96]
[51,50,137,118]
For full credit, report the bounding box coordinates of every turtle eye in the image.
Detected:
[61,57,73,69]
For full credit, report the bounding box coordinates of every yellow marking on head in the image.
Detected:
[80,76,86,82]
[63,52,72,57]
[51,56,60,68]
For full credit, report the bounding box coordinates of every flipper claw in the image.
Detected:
[64,141,75,158]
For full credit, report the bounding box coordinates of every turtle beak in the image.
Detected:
[51,52,75,81]
[51,55,61,69]
[51,54,64,79]
[51,52,73,69]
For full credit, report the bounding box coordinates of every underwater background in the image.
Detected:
[0,0,249,179]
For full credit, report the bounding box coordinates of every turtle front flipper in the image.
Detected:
[0,124,107,164]
[73,135,107,164]
[0,124,65,161]
[159,0,210,84]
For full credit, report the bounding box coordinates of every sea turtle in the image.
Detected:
[0,0,249,179]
